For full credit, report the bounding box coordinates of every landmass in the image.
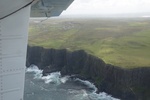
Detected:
[29,18,150,68]
[27,18,150,100]
[26,46,150,100]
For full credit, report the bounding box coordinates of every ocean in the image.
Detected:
[24,66,120,100]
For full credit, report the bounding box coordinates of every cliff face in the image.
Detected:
[26,46,150,100]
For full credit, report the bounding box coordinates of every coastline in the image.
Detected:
[26,46,150,100]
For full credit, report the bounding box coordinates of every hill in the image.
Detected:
[28,18,150,68]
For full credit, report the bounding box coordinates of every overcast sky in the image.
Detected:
[61,0,150,16]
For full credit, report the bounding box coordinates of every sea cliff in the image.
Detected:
[26,46,150,100]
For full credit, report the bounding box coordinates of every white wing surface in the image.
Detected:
[0,0,74,100]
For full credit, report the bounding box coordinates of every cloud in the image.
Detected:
[62,0,150,15]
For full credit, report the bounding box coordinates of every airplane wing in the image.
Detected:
[0,0,74,100]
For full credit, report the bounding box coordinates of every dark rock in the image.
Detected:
[26,46,150,100]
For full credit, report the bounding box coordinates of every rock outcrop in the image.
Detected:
[26,46,150,100]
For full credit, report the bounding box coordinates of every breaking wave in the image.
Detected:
[26,65,120,100]
[74,78,98,92]
[73,79,120,100]
[26,65,69,85]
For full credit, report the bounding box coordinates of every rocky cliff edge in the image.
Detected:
[26,46,150,100]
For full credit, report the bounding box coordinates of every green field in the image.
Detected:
[28,18,150,68]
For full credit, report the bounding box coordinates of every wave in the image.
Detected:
[88,92,120,100]
[26,65,43,79]
[74,78,98,92]
[26,65,69,85]
[74,79,120,100]
[26,65,120,100]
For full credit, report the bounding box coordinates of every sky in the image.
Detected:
[61,0,150,16]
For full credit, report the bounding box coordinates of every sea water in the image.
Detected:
[24,66,120,100]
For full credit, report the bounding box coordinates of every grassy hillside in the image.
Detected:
[28,18,150,68]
